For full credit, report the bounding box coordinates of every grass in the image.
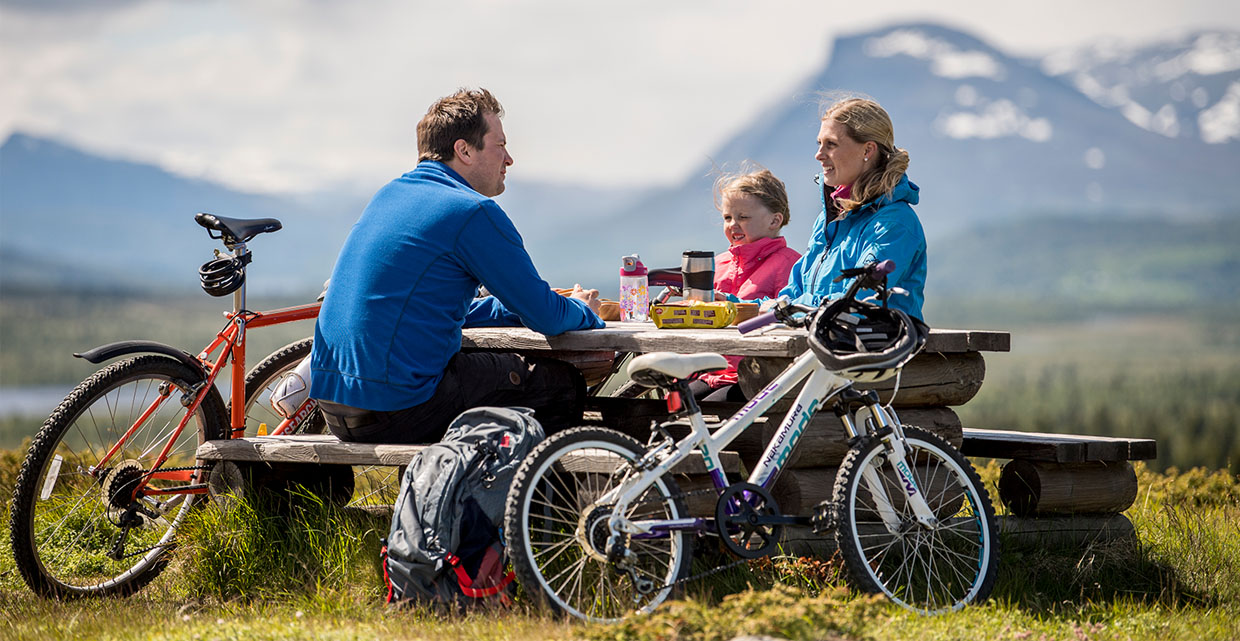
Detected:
[2,291,1238,638]
[1,452,1238,641]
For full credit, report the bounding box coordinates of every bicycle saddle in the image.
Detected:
[628,352,727,387]
[195,212,283,246]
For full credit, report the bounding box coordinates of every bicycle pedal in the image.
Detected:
[809,500,836,535]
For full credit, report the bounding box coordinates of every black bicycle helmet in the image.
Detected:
[807,296,926,383]
[199,255,246,297]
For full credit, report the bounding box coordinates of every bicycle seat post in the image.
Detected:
[230,241,248,317]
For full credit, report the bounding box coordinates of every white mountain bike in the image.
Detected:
[502,260,999,621]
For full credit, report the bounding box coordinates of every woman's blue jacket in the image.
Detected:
[777,173,927,320]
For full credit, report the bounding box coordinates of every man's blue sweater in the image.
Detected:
[310,161,603,411]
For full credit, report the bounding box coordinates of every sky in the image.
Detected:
[3,0,1239,196]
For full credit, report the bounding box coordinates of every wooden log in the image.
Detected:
[676,474,722,518]
[777,513,1137,558]
[207,460,355,507]
[737,352,986,407]
[730,408,962,470]
[998,460,1138,516]
[999,513,1136,548]
[770,459,968,518]
[771,468,836,516]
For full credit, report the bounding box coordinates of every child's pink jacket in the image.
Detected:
[700,236,801,389]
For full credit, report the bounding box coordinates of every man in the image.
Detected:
[309,88,603,444]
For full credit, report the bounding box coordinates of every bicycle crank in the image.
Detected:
[714,482,801,559]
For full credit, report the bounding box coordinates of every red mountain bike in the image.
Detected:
[8,213,324,598]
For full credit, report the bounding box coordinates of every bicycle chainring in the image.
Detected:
[714,482,782,559]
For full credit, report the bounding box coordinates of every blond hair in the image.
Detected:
[822,98,910,214]
[713,164,791,228]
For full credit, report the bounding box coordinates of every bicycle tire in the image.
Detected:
[831,426,998,613]
[9,355,228,598]
[234,337,324,437]
[503,427,692,622]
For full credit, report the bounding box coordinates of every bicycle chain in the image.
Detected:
[611,479,765,595]
[143,464,212,474]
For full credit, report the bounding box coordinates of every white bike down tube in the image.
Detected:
[749,361,851,489]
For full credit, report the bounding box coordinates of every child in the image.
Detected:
[691,167,801,402]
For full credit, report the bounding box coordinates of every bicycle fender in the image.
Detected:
[74,340,207,380]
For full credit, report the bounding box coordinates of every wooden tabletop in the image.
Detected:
[462,322,1009,357]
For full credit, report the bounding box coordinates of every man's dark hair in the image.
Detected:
[417,88,505,163]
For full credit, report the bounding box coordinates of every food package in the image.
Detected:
[650,300,736,329]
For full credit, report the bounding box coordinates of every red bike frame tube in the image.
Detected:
[93,388,175,474]
[224,303,321,434]
[243,302,320,329]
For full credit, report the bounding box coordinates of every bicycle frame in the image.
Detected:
[91,238,322,498]
[604,348,937,538]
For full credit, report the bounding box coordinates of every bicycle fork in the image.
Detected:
[850,403,940,533]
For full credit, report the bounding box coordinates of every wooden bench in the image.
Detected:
[196,433,745,506]
[196,323,1157,550]
[962,428,1156,520]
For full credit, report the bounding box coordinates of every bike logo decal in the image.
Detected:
[895,460,919,497]
[735,385,775,421]
[699,446,718,472]
[762,399,820,470]
[293,398,319,428]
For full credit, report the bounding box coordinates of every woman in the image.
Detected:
[777,97,927,321]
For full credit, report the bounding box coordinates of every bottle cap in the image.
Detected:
[620,254,648,276]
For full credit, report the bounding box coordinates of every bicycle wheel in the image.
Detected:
[831,426,998,613]
[235,337,324,437]
[9,355,228,598]
[504,427,692,622]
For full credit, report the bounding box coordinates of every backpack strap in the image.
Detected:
[444,549,515,598]
[380,544,395,604]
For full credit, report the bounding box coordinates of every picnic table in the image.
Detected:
[199,321,1155,549]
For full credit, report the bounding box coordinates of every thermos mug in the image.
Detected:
[681,251,714,302]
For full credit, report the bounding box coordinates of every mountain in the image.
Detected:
[0,133,358,294]
[1040,31,1240,144]
[3,23,1239,298]
[545,24,1240,294]
[0,133,633,294]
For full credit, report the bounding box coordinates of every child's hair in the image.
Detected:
[713,163,791,227]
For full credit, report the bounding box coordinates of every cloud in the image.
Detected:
[2,0,1236,195]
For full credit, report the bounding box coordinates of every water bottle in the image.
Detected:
[619,254,649,322]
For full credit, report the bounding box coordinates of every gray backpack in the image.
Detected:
[382,406,545,606]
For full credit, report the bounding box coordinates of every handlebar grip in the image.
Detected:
[873,259,895,276]
[738,311,778,335]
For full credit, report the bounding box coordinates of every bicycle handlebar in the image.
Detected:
[737,311,778,335]
[647,268,683,288]
[737,260,898,336]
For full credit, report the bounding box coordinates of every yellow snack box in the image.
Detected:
[650,300,736,329]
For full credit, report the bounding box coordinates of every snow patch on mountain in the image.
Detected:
[1200,81,1240,143]
[934,85,1051,141]
[1040,31,1240,144]
[1153,32,1240,81]
[864,29,1005,80]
